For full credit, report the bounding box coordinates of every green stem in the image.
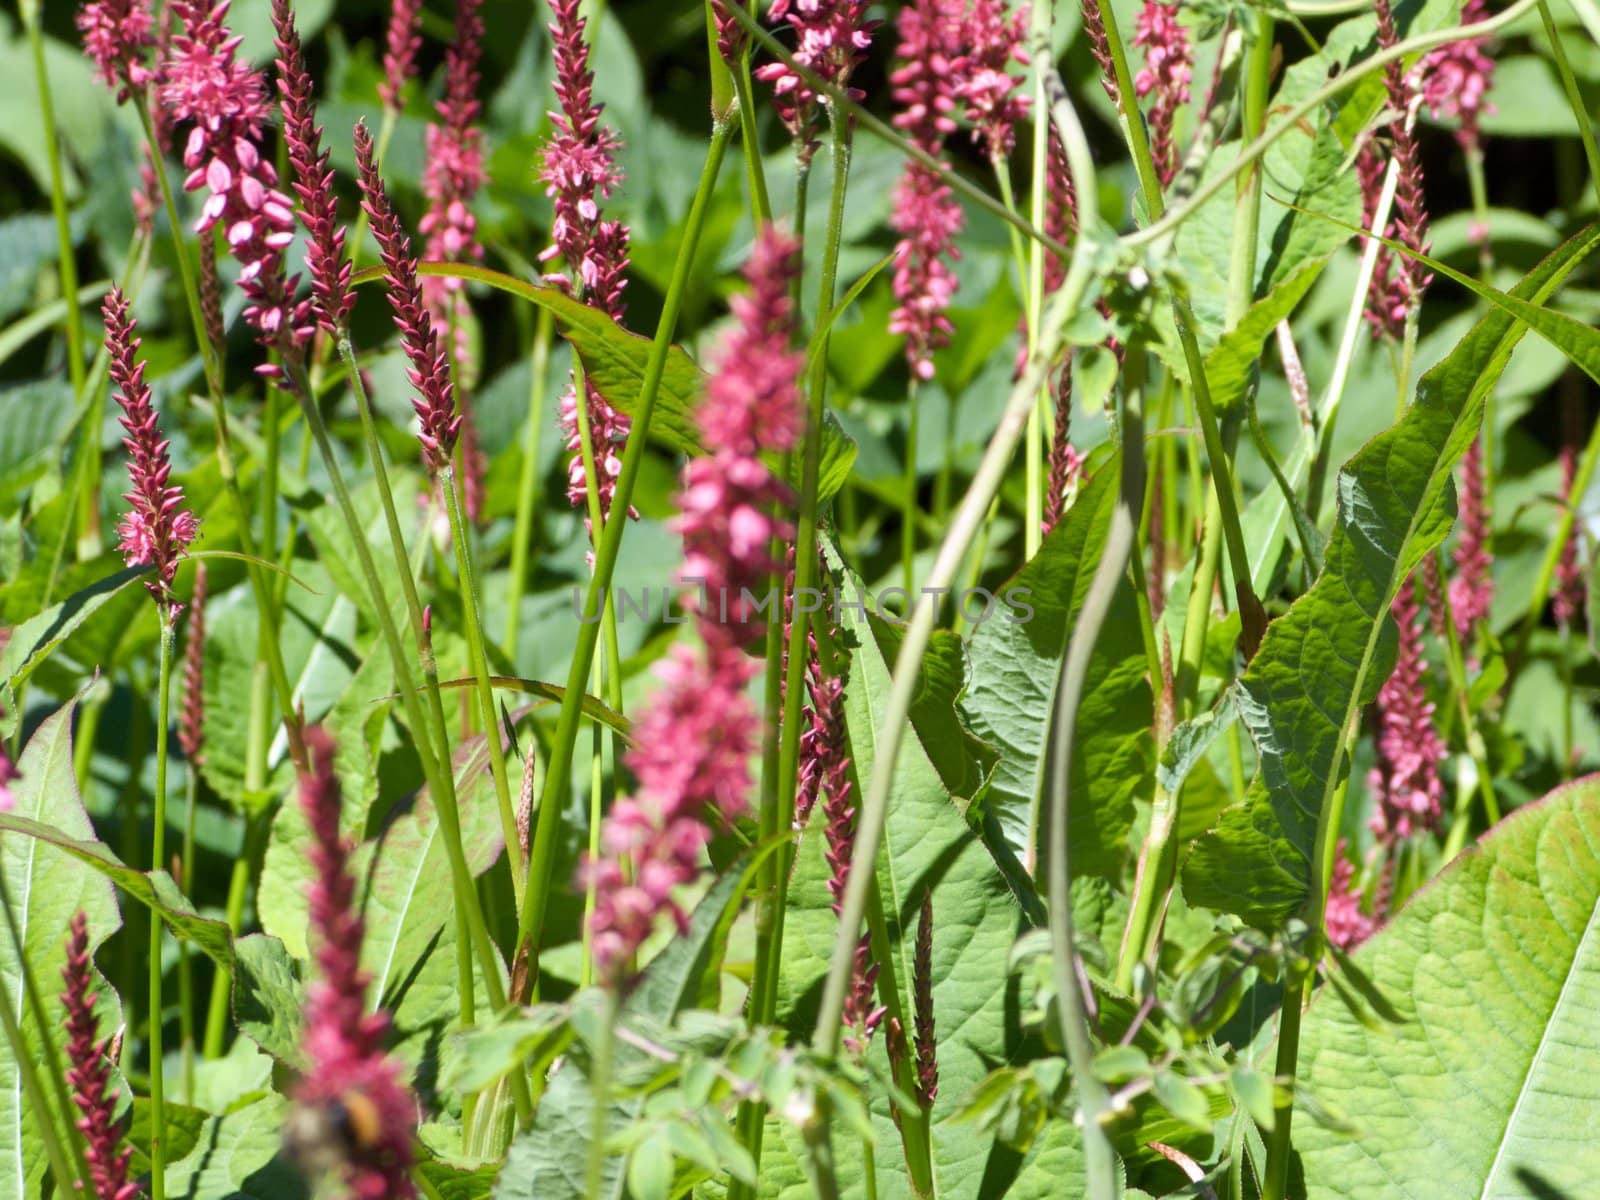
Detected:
[813,79,1100,1061]
[505,309,555,657]
[731,49,774,225]
[903,381,920,597]
[149,619,174,1200]
[178,768,198,1099]
[740,106,857,1196]
[582,990,620,1198]
[1024,0,1052,560]
[284,367,509,1031]
[23,0,86,403]
[202,813,260,1059]
[1043,352,1143,1200]
[442,467,521,898]
[517,117,735,983]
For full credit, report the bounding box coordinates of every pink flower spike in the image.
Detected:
[105,288,198,611]
[754,0,875,163]
[379,0,423,109]
[61,913,141,1200]
[958,0,1031,161]
[288,729,418,1200]
[1324,841,1377,952]
[178,563,207,764]
[1449,436,1493,639]
[1368,576,1445,843]
[354,120,462,475]
[77,0,155,101]
[913,892,938,1106]
[889,0,967,378]
[0,743,14,814]
[272,0,354,337]
[165,0,310,355]
[1132,0,1192,186]
[1421,0,1497,152]
[1555,415,1588,630]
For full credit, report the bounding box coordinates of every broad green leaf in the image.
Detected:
[163,1093,308,1200]
[769,607,1049,1200]
[0,701,120,1200]
[0,814,232,967]
[258,732,504,969]
[961,459,1153,874]
[495,860,760,1200]
[1296,777,1600,1199]
[231,934,303,1065]
[0,565,148,737]
[1203,260,1326,416]
[1184,224,1600,928]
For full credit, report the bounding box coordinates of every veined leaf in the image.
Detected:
[359,262,856,501]
[1184,224,1600,928]
[495,857,763,1200]
[961,459,1153,875]
[767,601,1053,1200]
[0,814,232,968]
[163,1093,307,1200]
[0,701,120,1200]
[1296,776,1600,1198]
[0,566,148,737]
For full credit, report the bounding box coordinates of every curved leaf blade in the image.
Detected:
[1184,223,1600,928]
[1296,776,1600,1199]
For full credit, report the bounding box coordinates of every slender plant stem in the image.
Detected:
[1024,0,1052,559]
[442,467,521,894]
[813,77,1100,1061]
[902,381,920,596]
[731,47,774,225]
[516,117,736,983]
[283,366,508,1022]
[148,619,174,1200]
[202,812,261,1058]
[23,0,86,403]
[178,767,199,1099]
[582,990,620,1198]
[1043,354,1143,1200]
[739,105,857,1195]
[506,309,555,656]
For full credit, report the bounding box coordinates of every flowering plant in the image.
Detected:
[0,1,1595,1198]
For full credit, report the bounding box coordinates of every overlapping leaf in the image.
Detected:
[1296,777,1600,1198]
[1184,224,1600,927]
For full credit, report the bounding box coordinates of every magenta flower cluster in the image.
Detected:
[1368,577,1445,842]
[1555,437,1587,630]
[889,0,967,381]
[958,0,1031,161]
[105,288,198,610]
[1360,0,1432,340]
[1449,438,1493,639]
[379,0,423,109]
[756,0,874,160]
[0,744,13,814]
[61,913,141,1200]
[77,0,154,100]
[294,729,418,1200]
[272,0,353,337]
[540,0,634,527]
[420,0,487,309]
[1324,842,1378,952]
[1421,0,1497,152]
[584,228,804,984]
[1132,0,1192,186]
[163,0,309,357]
[356,122,463,476]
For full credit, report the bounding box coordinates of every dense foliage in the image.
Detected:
[0,0,1596,1197]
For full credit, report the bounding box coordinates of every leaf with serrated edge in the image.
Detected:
[1297,776,1600,1199]
[1184,224,1600,928]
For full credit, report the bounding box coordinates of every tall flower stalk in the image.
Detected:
[355,119,520,901]
[286,730,418,1199]
[1132,1,1192,186]
[1369,577,1446,844]
[61,913,141,1200]
[105,286,191,1197]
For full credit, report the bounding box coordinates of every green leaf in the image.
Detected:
[768,598,1052,1199]
[1184,224,1600,928]
[0,814,232,968]
[231,934,303,1065]
[0,566,148,737]
[163,1093,308,1200]
[961,459,1153,873]
[494,857,766,1200]
[0,701,121,1200]
[1296,777,1600,1198]
[1202,259,1326,416]
[367,263,856,501]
